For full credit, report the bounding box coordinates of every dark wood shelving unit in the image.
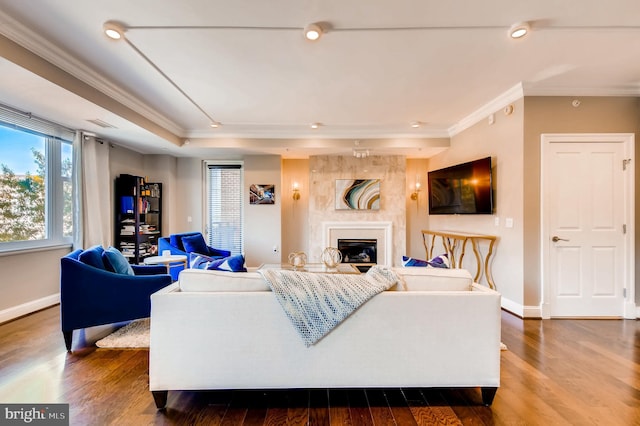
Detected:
[115,174,162,264]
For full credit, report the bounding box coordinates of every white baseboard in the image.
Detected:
[501,297,542,319]
[0,293,60,324]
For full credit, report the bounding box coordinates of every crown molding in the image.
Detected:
[521,82,640,97]
[0,10,185,137]
[448,83,525,137]
[185,124,451,140]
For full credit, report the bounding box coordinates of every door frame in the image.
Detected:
[540,133,635,319]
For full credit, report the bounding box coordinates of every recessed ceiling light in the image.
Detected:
[210,121,222,128]
[103,21,126,40]
[304,23,323,41]
[410,121,423,128]
[310,122,322,129]
[509,22,530,39]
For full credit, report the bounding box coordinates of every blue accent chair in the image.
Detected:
[158,232,231,280]
[60,247,172,351]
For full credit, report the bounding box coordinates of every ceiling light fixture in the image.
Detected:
[410,121,422,128]
[310,122,322,129]
[103,21,126,40]
[210,121,222,128]
[509,22,530,39]
[304,23,323,41]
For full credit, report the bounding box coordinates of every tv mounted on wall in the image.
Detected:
[427,157,493,215]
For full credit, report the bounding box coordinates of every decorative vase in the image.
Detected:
[322,247,342,269]
[288,251,307,270]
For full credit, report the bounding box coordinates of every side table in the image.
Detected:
[144,255,188,276]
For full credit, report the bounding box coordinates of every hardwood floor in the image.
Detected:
[0,306,639,425]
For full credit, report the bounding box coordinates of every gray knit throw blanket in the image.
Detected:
[259,265,400,346]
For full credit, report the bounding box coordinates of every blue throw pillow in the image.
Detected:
[402,253,450,268]
[78,245,105,270]
[189,252,246,272]
[102,246,135,275]
[209,254,247,272]
[170,232,200,251]
[182,234,209,254]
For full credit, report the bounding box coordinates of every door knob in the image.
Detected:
[552,236,569,242]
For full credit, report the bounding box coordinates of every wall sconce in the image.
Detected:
[292,182,301,201]
[410,182,421,201]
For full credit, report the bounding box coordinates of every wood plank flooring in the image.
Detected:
[1,306,639,425]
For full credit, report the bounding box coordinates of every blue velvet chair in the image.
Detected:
[60,246,172,351]
[157,232,231,280]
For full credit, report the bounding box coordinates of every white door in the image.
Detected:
[541,134,634,318]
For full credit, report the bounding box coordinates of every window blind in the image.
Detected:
[0,103,75,142]
[206,164,243,256]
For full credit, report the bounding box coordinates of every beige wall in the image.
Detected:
[523,96,640,307]
[173,158,205,234]
[406,159,430,258]
[426,98,525,308]
[243,156,282,267]
[0,246,70,321]
[281,159,310,262]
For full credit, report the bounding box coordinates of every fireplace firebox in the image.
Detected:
[338,239,377,272]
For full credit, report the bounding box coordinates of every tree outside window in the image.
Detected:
[0,124,73,245]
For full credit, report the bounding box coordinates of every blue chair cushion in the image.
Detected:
[102,246,135,275]
[78,245,105,270]
[190,253,247,272]
[182,234,209,255]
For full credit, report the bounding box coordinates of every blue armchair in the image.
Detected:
[158,232,231,280]
[61,246,172,351]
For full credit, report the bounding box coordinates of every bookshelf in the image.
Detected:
[115,174,162,264]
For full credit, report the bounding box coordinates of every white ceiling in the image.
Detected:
[0,0,639,158]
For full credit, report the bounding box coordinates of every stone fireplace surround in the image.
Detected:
[307,155,406,267]
[322,221,393,267]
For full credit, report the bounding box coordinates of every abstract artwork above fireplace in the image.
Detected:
[335,179,380,210]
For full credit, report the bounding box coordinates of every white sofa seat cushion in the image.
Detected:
[394,267,473,291]
[179,268,270,292]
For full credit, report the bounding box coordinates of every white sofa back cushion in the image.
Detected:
[179,269,270,292]
[394,267,472,291]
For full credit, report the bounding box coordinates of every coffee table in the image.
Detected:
[144,255,188,275]
[259,263,360,274]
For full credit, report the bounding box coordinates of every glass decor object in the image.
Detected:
[322,247,343,269]
[288,251,307,270]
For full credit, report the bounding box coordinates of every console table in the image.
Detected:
[421,230,497,289]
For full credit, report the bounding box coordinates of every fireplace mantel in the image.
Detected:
[321,221,393,267]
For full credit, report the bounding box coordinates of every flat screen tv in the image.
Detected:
[428,157,493,215]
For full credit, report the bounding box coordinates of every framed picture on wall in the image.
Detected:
[250,184,275,204]
[335,179,380,210]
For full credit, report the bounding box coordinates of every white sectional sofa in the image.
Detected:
[149,266,501,409]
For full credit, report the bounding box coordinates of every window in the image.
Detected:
[0,106,75,251]
[205,163,243,256]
